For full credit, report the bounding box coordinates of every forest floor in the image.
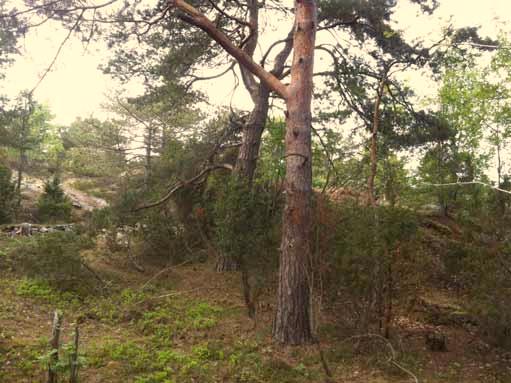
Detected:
[1,236,510,383]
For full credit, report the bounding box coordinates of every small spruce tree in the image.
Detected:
[37,176,72,222]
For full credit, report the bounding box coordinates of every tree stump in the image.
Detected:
[425,330,447,352]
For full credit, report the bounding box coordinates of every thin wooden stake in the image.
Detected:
[48,310,62,383]
[69,323,80,383]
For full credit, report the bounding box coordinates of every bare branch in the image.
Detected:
[29,10,85,95]
[133,164,233,211]
[420,181,511,195]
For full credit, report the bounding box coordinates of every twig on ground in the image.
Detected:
[340,333,419,383]
[139,260,191,291]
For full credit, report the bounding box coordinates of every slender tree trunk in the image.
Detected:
[16,148,25,211]
[144,126,154,190]
[497,137,502,187]
[16,149,24,195]
[273,0,317,345]
[367,78,385,207]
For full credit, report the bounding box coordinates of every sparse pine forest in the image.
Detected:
[2,1,511,382]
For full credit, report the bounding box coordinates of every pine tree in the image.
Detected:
[37,176,72,223]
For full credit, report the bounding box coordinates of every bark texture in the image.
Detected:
[272,0,317,345]
[233,86,270,183]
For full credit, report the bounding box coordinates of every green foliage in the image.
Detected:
[460,230,511,349]
[2,93,51,159]
[37,176,72,222]
[16,278,58,300]
[0,162,15,223]
[257,118,285,184]
[62,117,127,177]
[212,175,280,275]
[10,231,93,292]
[315,198,425,330]
[91,302,224,383]
[37,326,86,378]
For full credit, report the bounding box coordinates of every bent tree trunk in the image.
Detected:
[273,0,316,345]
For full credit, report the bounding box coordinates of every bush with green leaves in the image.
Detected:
[211,175,280,275]
[314,198,426,333]
[37,176,72,222]
[458,218,511,349]
[0,163,16,223]
[10,231,94,292]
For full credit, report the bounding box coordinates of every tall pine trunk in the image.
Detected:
[171,0,317,344]
[273,0,317,345]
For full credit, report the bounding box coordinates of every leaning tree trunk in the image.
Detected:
[234,86,270,184]
[273,0,317,345]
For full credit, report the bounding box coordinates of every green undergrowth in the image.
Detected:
[1,271,325,383]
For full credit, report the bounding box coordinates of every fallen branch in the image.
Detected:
[134,287,216,305]
[140,260,191,291]
[420,181,511,195]
[341,333,419,383]
[313,339,334,383]
[80,260,109,290]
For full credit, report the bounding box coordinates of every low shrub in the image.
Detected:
[10,231,94,292]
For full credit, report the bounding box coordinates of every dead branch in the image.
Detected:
[140,260,191,291]
[421,181,511,195]
[341,333,419,383]
[30,9,85,95]
[133,163,233,211]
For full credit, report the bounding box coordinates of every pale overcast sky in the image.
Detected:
[2,0,511,125]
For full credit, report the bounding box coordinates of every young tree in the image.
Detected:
[2,93,50,206]
[37,175,72,223]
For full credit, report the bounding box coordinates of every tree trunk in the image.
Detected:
[170,0,316,345]
[234,86,270,184]
[16,148,25,211]
[273,0,317,345]
[367,78,385,207]
[144,126,154,190]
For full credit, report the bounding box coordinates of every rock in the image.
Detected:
[72,200,83,209]
[19,223,32,236]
